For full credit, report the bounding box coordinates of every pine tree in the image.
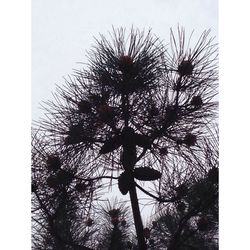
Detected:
[32,27,218,249]
[148,129,218,249]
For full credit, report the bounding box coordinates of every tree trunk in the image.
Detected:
[129,182,147,250]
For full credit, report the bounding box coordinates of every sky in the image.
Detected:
[2,1,250,249]
[32,0,218,119]
[31,0,218,224]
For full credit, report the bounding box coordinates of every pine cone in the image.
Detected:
[134,167,161,181]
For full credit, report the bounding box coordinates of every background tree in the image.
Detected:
[32,130,98,249]
[32,27,218,249]
[95,200,134,250]
[147,128,218,249]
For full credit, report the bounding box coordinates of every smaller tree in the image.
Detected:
[95,200,134,250]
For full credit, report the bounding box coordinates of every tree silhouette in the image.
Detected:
[32,130,98,249]
[94,199,135,250]
[147,128,218,249]
[32,27,218,249]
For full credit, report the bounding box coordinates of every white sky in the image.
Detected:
[31,0,218,225]
[32,0,218,119]
[1,0,250,249]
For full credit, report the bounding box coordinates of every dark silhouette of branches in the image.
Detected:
[32,130,100,249]
[143,127,218,250]
[94,199,135,250]
[32,27,218,250]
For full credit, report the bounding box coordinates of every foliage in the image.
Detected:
[149,135,218,249]
[32,27,218,249]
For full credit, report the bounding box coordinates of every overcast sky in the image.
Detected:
[32,0,217,119]
[1,1,249,248]
[32,0,218,221]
